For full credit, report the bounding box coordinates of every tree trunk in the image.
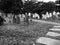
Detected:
[25,13,29,24]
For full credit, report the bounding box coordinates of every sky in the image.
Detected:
[22,0,58,3]
[38,0,57,2]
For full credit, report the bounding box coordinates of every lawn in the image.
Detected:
[0,21,53,45]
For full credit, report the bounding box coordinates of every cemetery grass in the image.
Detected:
[0,22,53,45]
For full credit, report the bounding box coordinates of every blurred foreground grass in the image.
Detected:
[0,22,53,45]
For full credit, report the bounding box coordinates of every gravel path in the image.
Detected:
[32,19,60,25]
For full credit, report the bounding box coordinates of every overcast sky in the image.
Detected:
[22,0,58,3]
[38,0,57,2]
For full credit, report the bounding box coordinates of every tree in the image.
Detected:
[41,2,56,12]
[0,0,23,13]
[22,1,34,13]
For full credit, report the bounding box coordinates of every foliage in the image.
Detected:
[0,0,23,13]
[22,2,56,14]
[0,1,57,14]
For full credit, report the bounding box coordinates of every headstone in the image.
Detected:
[4,17,10,24]
[34,13,40,19]
[16,15,20,24]
[53,11,56,16]
[46,12,50,18]
[42,14,47,19]
[49,13,52,17]
[13,15,16,24]
[28,13,31,17]
[42,14,45,19]
[44,15,47,19]
[57,12,60,15]
[33,14,35,18]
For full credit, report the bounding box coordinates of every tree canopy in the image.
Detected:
[0,1,57,14]
[0,0,23,13]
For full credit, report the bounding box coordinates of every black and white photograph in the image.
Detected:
[0,0,60,45]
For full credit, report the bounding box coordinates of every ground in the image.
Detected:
[44,17,60,23]
[0,21,53,45]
